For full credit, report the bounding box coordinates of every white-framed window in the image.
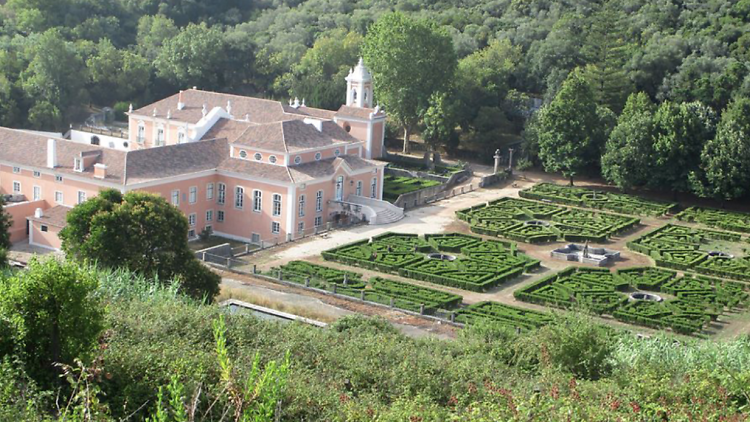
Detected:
[217,183,226,205]
[156,127,165,146]
[294,156,301,165]
[41,225,48,233]
[271,221,280,234]
[55,191,63,204]
[12,181,21,194]
[55,175,63,183]
[356,180,362,196]
[188,213,197,226]
[188,229,196,238]
[253,190,262,212]
[269,155,277,164]
[272,194,282,216]
[206,183,214,200]
[204,224,212,234]
[74,158,83,172]
[217,210,225,222]
[298,195,306,217]
[239,150,247,159]
[316,190,323,212]
[314,216,322,227]
[137,124,145,143]
[254,153,262,161]
[371,177,377,198]
[334,149,341,156]
[235,186,244,209]
[177,131,186,144]
[77,191,87,204]
[171,190,180,206]
[12,166,20,174]
[33,171,41,178]
[189,186,197,204]
[298,222,304,233]
[33,186,41,201]
[206,209,213,222]
[315,152,322,161]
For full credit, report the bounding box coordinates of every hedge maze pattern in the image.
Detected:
[456,197,639,243]
[676,206,750,234]
[270,261,462,314]
[519,182,676,216]
[628,224,750,282]
[514,266,747,334]
[322,232,539,292]
[454,301,552,330]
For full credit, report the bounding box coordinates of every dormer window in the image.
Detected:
[294,156,302,165]
[254,153,262,161]
[269,155,277,164]
[74,158,83,172]
[315,152,322,161]
[239,150,247,159]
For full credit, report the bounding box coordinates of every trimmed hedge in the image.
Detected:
[454,301,552,330]
[519,182,676,216]
[323,232,535,292]
[676,206,750,234]
[457,197,639,244]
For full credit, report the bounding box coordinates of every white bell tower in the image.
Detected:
[346,57,373,108]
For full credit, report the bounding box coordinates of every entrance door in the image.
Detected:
[335,176,344,201]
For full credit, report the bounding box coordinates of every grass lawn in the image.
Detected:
[383,175,442,202]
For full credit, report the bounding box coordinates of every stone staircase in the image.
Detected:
[346,195,405,225]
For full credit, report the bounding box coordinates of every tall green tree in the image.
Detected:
[534,68,612,184]
[155,22,228,90]
[87,38,150,105]
[362,12,457,154]
[59,190,220,299]
[0,258,104,385]
[651,101,716,193]
[277,29,362,110]
[691,98,750,202]
[421,91,459,151]
[601,92,657,190]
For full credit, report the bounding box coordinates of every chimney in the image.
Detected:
[226,100,232,115]
[47,139,57,168]
[292,97,300,108]
[177,90,185,110]
[34,208,43,219]
[303,118,323,132]
[94,163,107,179]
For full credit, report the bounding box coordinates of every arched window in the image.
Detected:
[90,136,100,145]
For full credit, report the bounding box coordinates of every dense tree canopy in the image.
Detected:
[59,190,220,299]
[0,195,11,267]
[362,12,457,154]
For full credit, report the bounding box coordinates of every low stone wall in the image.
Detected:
[195,243,233,265]
[394,183,450,209]
[479,170,510,187]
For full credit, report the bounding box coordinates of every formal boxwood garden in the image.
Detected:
[454,301,552,330]
[519,182,677,216]
[322,232,539,292]
[268,261,463,314]
[456,197,639,243]
[627,224,750,282]
[514,266,747,335]
[676,206,750,234]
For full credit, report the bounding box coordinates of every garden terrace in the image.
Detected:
[514,266,747,335]
[627,224,750,282]
[456,197,639,244]
[382,174,442,203]
[519,183,676,217]
[322,232,539,292]
[676,206,750,234]
[454,301,552,330]
[267,261,462,314]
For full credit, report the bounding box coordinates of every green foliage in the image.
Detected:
[59,189,220,300]
[382,174,441,203]
[0,259,104,386]
[155,22,229,90]
[0,195,11,268]
[519,182,676,216]
[362,12,457,154]
[691,97,750,201]
[454,301,552,331]
[457,197,639,243]
[676,206,750,233]
[533,68,613,183]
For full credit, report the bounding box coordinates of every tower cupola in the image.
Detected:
[346,57,373,108]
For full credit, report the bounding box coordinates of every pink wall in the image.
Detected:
[0,164,102,208]
[29,220,62,250]
[4,200,46,243]
[369,121,385,159]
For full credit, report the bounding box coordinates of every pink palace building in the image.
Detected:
[0,59,403,251]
